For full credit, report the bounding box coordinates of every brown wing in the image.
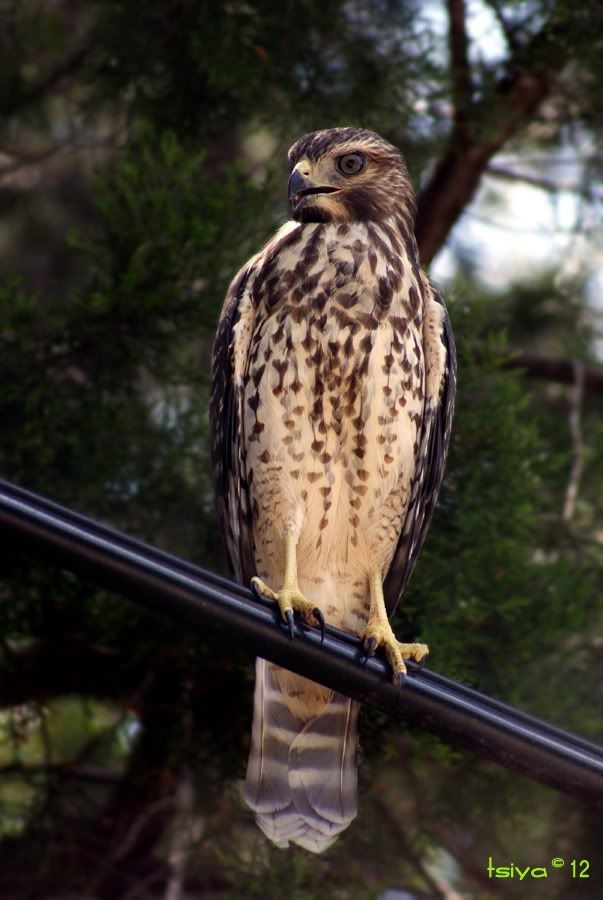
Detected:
[383,278,457,617]
[209,222,303,584]
[209,263,257,585]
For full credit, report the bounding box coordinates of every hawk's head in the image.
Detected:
[287,127,415,224]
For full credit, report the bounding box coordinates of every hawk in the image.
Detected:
[209,127,456,853]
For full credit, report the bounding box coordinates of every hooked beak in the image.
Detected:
[288,168,338,212]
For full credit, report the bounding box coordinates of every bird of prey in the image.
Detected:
[209,127,456,853]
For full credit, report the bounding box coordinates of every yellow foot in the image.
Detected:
[362,620,429,685]
[251,577,325,640]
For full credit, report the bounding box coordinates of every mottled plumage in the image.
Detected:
[209,127,456,852]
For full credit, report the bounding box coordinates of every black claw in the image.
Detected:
[396,670,407,691]
[285,609,295,640]
[313,608,325,644]
[364,636,378,658]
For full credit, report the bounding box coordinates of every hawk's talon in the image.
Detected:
[364,636,378,657]
[285,608,295,640]
[396,670,407,691]
[250,576,277,602]
[249,574,321,639]
[251,578,266,602]
[362,615,429,686]
[313,608,325,643]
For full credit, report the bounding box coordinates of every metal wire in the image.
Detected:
[1,478,602,807]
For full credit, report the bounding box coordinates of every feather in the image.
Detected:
[209,222,304,586]
[383,275,457,616]
[245,659,359,853]
[210,130,457,854]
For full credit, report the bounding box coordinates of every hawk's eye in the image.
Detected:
[337,152,365,176]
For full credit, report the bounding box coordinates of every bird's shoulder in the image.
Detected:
[419,271,457,406]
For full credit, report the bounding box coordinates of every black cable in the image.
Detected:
[1,478,602,807]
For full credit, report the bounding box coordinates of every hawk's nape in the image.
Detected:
[209,127,456,852]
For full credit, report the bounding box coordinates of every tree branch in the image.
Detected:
[504,352,603,396]
[563,361,585,522]
[163,771,195,900]
[487,164,603,199]
[416,23,566,263]
[90,672,188,900]
[0,761,122,784]
[425,819,506,898]
[447,0,472,140]
[373,788,454,899]
[0,127,129,187]
[5,42,92,117]
[483,0,520,52]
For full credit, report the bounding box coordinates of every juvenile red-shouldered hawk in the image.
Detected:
[209,127,456,853]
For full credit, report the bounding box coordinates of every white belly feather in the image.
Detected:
[243,219,425,633]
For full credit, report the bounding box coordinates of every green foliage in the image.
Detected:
[1,0,603,897]
[87,131,268,326]
[399,296,596,698]
[93,0,427,140]
[0,130,271,555]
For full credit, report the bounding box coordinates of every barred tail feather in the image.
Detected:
[244,658,359,853]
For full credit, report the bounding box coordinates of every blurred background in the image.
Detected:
[1,0,602,897]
